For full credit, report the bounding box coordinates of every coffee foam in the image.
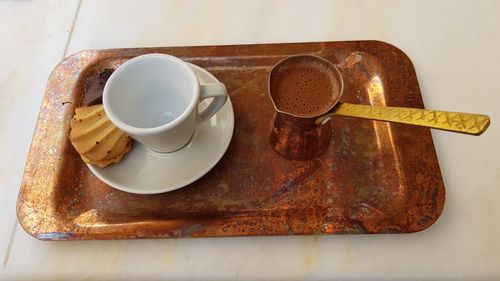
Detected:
[271,58,340,117]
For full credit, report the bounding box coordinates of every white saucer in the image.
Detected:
[88,63,234,194]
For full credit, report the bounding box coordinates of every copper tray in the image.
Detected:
[17,41,445,240]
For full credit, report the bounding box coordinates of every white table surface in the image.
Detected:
[1,0,499,280]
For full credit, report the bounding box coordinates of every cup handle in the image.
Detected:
[198,82,228,123]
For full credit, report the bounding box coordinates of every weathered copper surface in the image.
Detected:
[270,113,333,160]
[17,41,445,240]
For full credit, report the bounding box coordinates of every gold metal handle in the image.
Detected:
[317,103,490,135]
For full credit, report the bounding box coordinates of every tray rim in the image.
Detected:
[16,40,445,240]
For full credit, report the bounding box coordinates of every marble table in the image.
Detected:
[1,0,499,280]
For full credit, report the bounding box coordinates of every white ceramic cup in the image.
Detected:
[103,54,228,153]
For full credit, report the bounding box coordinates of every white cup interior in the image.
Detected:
[104,55,197,129]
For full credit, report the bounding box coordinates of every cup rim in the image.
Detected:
[103,53,199,135]
[268,54,345,119]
